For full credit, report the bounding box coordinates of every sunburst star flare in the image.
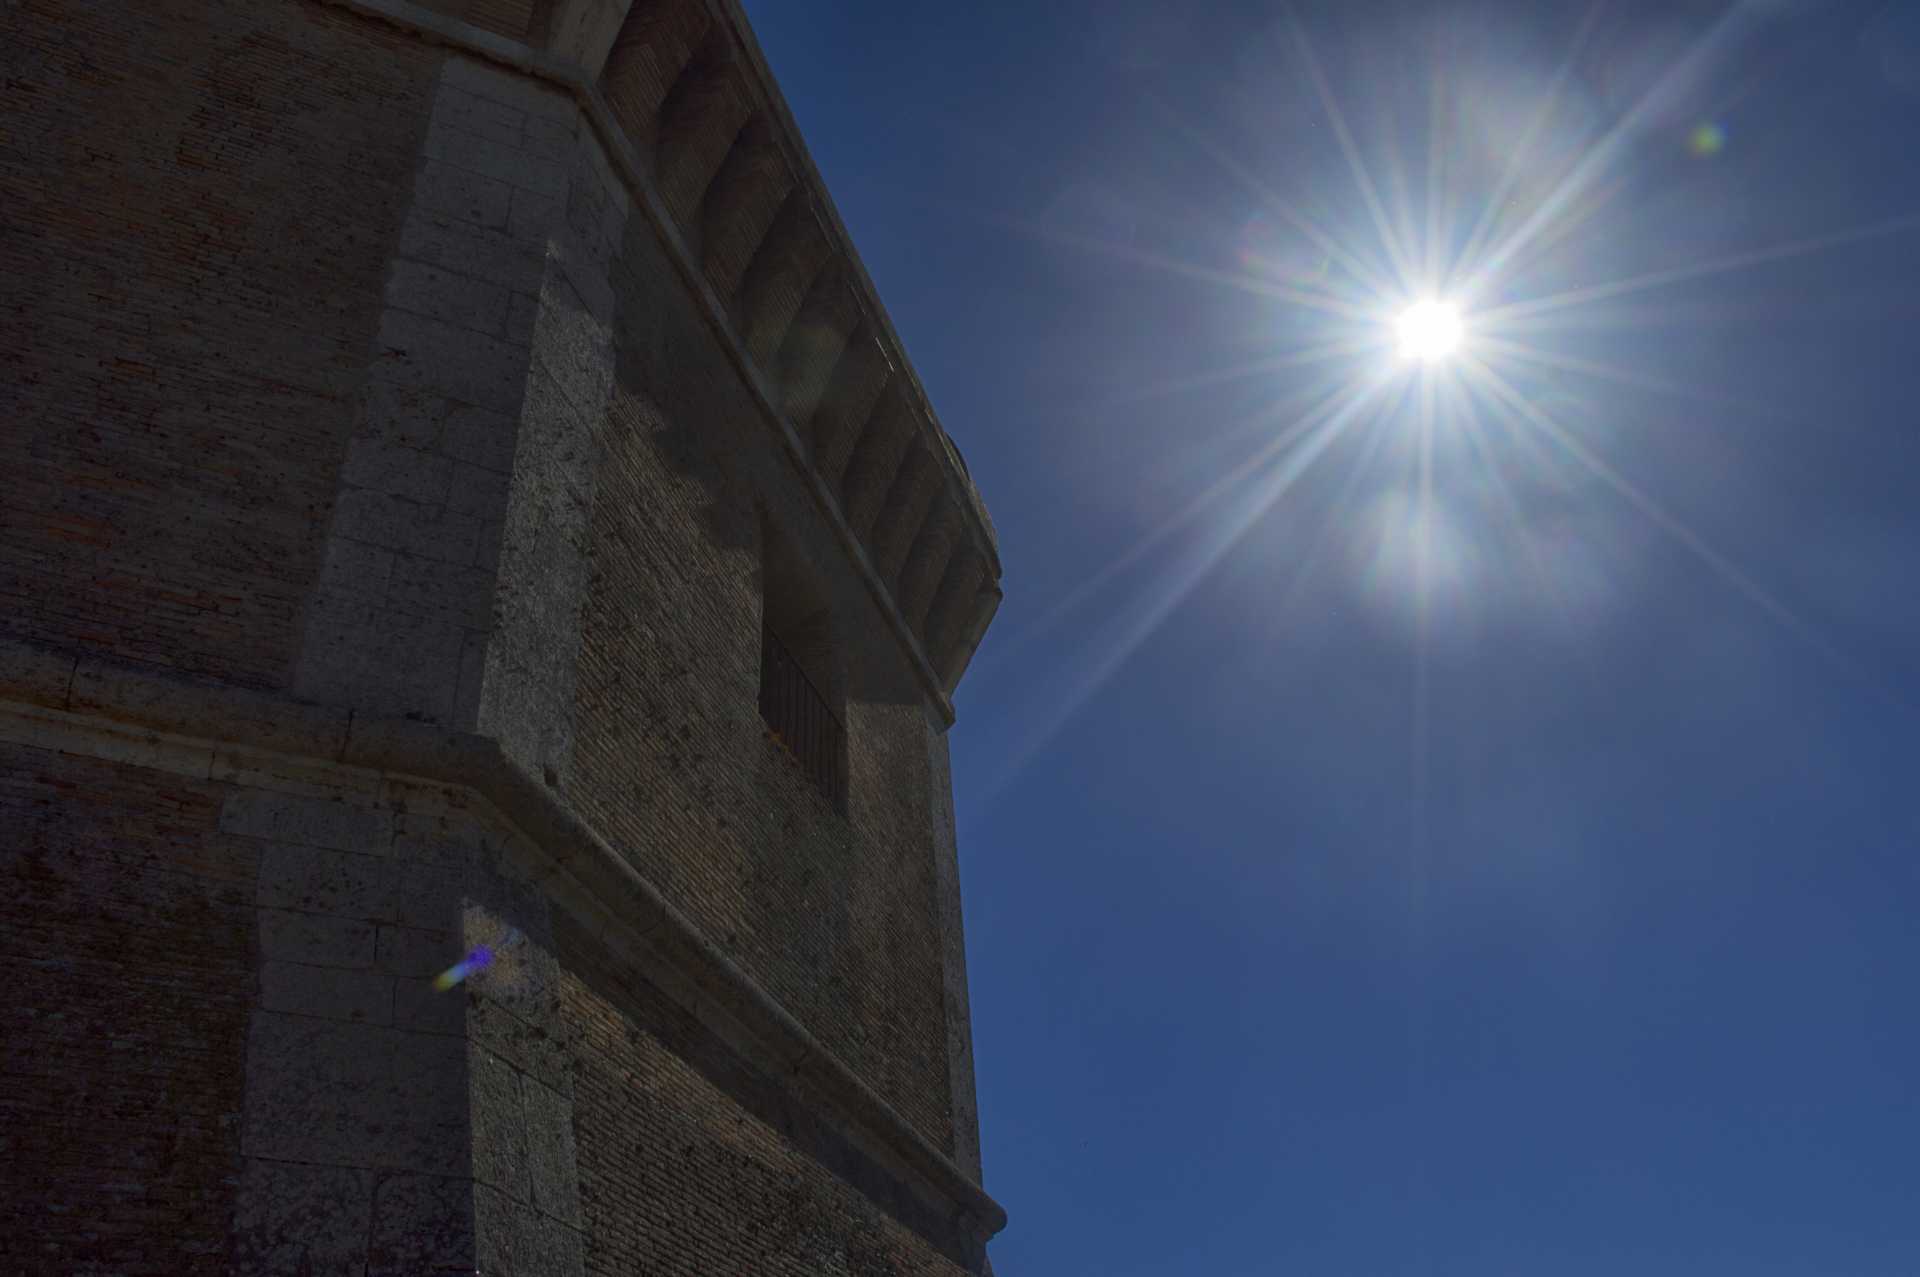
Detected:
[1396,299,1466,363]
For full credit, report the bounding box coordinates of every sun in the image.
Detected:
[1395,299,1465,363]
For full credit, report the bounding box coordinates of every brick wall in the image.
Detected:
[0,0,436,688]
[567,213,957,1149]
[0,740,254,1274]
[560,917,974,1277]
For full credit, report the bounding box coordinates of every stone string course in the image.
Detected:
[0,641,1002,1272]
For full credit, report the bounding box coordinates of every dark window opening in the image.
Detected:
[759,619,847,813]
[759,519,848,814]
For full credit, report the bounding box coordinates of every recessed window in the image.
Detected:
[759,521,847,814]
[759,618,846,813]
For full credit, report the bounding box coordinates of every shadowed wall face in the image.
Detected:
[0,743,253,1273]
[0,0,438,691]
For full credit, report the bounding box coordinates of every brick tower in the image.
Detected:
[0,1,1007,1272]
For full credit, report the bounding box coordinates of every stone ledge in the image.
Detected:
[0,633,1006,1248]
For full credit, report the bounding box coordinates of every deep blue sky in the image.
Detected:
[742,3,1920,1273]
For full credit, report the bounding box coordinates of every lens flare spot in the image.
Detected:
[1396,300,1465,362]
[1687,121,1726,156]
[431,924,526,993]
[432,945,493,992]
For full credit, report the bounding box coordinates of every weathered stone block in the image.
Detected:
[258,959,395,1026]
[361,377,459,452]
[392,828,481,868]
[442,52,576,124]
[387,859,468,932]
[396,212,548,295]
[257,842,393,920]
[385,551,495,629]
[547,230,622,327]
[455,627,493,725]
[330,487,484,565]
[312,534,397,604]
[507,286,543,347]
[366,1172,477,1277]
[439,401,521,473]
[470,1048,531,1200]
[507,185,565,245]
[371,308,532,418]
[229,1160,374,1277]
[243,1012,471,1175]
[378,923,461,979]
[523,111,580,164]
[383,1031,473,1173]
[476,1185,587,1277]
[241,1013,390,1159]
[296,610,468,723]
[414,154,516,231]
[257,907,379,970]
[445,458,515,521]
[522,1076,582,1226]
[221,792,393,854]
[469,996,573,1098]
[423,119,569,199]
[527,276,617,410]
[392,973,468,1037]
[383,258,515,339]
[432,83,529,149]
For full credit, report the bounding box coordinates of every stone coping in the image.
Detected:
[0,634,1008,1246]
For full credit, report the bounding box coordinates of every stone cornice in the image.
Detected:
[0,634,1008,1251]
[318,0,1003,723]
[701,0,1000,573]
